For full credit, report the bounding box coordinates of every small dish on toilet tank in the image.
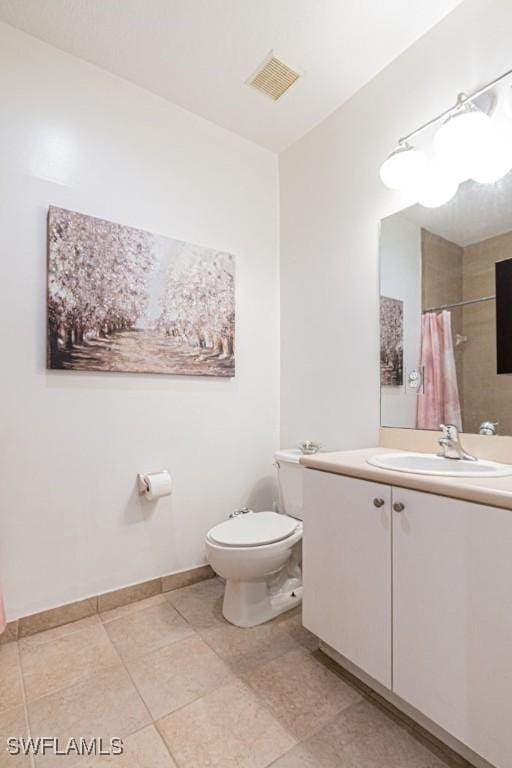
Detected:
[298,440,322,455]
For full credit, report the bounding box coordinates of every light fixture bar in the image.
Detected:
[399,65,512,145]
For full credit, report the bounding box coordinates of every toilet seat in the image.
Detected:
[208,511,299,548]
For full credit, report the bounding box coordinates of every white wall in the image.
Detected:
[380,216,421,428]
[0,23,279,620]
[280,0,512,450]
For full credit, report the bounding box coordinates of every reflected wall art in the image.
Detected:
[380,295,403,386]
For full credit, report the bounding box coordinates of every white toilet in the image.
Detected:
[205,449,304,627]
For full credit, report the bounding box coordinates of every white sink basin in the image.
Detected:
[367,452,512,478]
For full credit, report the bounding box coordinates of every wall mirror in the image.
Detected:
[380,174,512,435]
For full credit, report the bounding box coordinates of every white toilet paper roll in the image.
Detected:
[139,470,172,500]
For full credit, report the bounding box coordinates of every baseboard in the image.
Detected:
[0,564,215,643]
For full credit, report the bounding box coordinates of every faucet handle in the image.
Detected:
[479,420,498,435]
[440,423,458,440]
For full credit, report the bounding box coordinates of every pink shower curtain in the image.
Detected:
[416,310,462,430]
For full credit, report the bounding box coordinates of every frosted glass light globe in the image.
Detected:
[470,134,512,184]
[417,165,459,208]
[379,143,427,191]
[434,106,493,182]
[502,86,512,120]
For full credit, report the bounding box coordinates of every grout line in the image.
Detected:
[230,661,301,747]
[20,659,124,708]
[115,584,297,762]
[21,622,123,707]
[102,626,154,725]
[151,670,237,721]
[11,583,214,768]
[241,654,364,749]
[15,641,35,768]
[103,617,183,767]
[154,719,185,768]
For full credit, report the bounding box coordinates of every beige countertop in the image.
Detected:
[300,447,512,510]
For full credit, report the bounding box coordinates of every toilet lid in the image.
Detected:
[209,512,299,547]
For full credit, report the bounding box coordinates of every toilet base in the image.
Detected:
[222,575,303,628]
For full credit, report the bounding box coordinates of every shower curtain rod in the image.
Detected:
[423,294,496,313]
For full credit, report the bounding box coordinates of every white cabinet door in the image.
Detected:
[303,469,392,688]
[393,488,512,768]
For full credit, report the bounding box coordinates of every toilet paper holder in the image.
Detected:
[137,470,173,500]
[137,474,151,494]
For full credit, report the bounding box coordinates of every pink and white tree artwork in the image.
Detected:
[47,207,235,376]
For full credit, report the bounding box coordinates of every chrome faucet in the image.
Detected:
[479,420,498,436]
[438,424,477,461]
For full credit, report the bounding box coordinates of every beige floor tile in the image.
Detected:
[200,614,302,675]
[273,699,458,768]
[244,647,362,740]
[165,577,226,630]
[78,726,177,768]
[280,609,319,652]
[333,721,457,767]
[317,697,399,747]
[158,680,296,768]
[18,615,101,650]
[0,643,23,712]
[28,665,151,768]
[127,634,236,720]
[268,740,339,768]
[0,705,31,768]
[270,698,397,768]
[21,623,120,702]
[100,593,166,623]
[104,601,194,661]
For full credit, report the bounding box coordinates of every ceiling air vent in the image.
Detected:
[248,55,300,101]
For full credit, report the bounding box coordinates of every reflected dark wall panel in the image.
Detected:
[496,257,512,375]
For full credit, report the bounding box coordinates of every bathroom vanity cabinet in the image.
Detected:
[302,470,392,687]
[303,468,512,768]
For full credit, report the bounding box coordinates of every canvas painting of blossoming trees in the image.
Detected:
[47,207,235,376]
[380,295,403,386]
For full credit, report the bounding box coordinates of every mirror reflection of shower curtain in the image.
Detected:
[416,310,462,431]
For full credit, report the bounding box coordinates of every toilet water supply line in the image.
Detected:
[273,459,285,515]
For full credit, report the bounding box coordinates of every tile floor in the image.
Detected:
[1,578,470,768]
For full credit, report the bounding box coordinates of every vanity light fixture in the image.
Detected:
[417,162,459,208]
[434,99,494,182]
[471,144,512,184]
[380,66,512,206]
[379,142,427,192]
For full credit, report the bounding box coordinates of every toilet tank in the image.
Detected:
[274,449,304,520]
